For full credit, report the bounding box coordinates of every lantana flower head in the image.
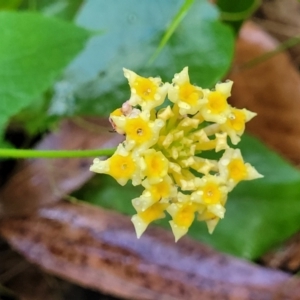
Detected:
[90,67,263,241]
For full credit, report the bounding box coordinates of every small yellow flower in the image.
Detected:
[145,175,177,201]
[131,202,168,238]
[220,107,257,145]
[207,91,227,114]
[90,145,140,186]
[109,154,135,179]
[142,149,169,184]
[179,83,201,105]
[192,175,227,205]
[168,194,198,241]
[200,81,233,124]
[132,193,154,213]
[228,159,247,181]
[132,175,177,213]
[168,67,204,115]
[123,68,169,111]
[228,109,247,131]
[133,77,157,100]
[122,111,165,151]
[125,116,152,145]
[219,148,263,190]
[202,182,222,204]
[90,68,262,241]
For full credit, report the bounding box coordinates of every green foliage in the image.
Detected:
[0,11,90,138]
[76,134,300,260]
[21,0,84,20]
[76,175,141,216]
[0,0,23,10]
[216,0,260,33]
[50,0,234,117]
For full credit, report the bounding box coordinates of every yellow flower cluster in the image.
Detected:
[90,67,263,241]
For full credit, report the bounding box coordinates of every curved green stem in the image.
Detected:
[0,148,117,159]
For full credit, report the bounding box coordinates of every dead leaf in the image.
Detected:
[0,118,122,217]
[254,0,300,66]
[0,238,117,300]
[229,21,300,166]
[1,202,299,300]
[262,232,300,273]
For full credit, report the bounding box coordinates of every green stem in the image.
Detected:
[0,148,116,159]
[147,0,194,65]
[241,35,300,69]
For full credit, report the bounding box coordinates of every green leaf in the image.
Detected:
[21,0,84,20]
[0,11,90,137]
[76,134,300,260]
[0,0,23,10]
[50,0,234,117]
[216,0,260,32]
[75,175,141,216]
[0,139,14,148]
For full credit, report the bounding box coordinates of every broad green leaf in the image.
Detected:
[75,134,300,260]
[0,11,90,137]
[49,0,234,117]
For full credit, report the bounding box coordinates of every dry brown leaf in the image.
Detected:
[262,232,300,273]
[254,0,300,66]
[0,118,122,217]
[0,239,115,300]
[229,21,300,166]
[1,202,300,300]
